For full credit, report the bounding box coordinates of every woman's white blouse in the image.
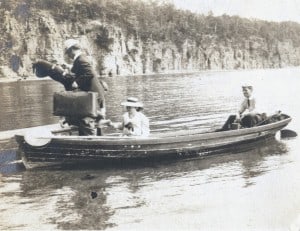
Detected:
[122,112,150,137]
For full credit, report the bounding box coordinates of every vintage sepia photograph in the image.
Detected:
[0,0,300,230]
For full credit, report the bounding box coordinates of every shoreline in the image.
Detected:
[0,69,211,83]
[1,66,299,83]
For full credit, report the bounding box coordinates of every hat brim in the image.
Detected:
[121,102,143,108]
[64,39,80,53]
[64,47,72,54]
[242,86,253,90]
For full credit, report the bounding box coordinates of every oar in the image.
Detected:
[280,129,298,138]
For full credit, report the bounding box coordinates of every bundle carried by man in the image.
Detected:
[32,59,75,91]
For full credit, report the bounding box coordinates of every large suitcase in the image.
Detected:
[53,91,98,117]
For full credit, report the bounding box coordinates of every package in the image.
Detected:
[53,91,98,117]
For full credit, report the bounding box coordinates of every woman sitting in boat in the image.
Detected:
[108,97,150,137]
[220,85,265,130]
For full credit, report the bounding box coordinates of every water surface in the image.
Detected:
[0,68,300,230]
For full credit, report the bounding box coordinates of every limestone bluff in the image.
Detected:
[1,0,300,79]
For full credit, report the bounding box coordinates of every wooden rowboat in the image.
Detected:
[15,114,292,169]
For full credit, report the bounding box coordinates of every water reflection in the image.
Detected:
[0,138,287,229]
[236,139,289,187]
[0,139,24,174]
[17,170,115,230]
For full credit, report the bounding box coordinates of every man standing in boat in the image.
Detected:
[63,39,106,136]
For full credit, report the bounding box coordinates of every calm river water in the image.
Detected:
[0,68,300,230]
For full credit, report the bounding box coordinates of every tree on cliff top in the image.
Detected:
[2,0,300,49]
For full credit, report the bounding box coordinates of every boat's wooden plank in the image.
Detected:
[16,115,291,169]
[23,131,259,152]
[48,118,290,145]
[19,120,288,150]
[22,132,275,160]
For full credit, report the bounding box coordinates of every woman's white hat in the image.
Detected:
[121,97,143,108]
[64,39,80,53]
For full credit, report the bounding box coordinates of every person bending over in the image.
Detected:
[63,39,106,136]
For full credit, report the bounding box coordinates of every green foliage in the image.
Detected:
[3,0,300,49]
[92,0,300,49]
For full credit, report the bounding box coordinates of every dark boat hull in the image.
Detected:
[15,115,292,169]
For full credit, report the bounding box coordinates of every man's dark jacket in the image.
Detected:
[71,54,105,108]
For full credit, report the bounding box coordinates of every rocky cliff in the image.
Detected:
[1,1,300,79]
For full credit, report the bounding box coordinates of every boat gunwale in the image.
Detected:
[16,116,292,147]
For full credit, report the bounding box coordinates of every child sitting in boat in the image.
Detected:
[220,85,265,130]
[108,97,150,137]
